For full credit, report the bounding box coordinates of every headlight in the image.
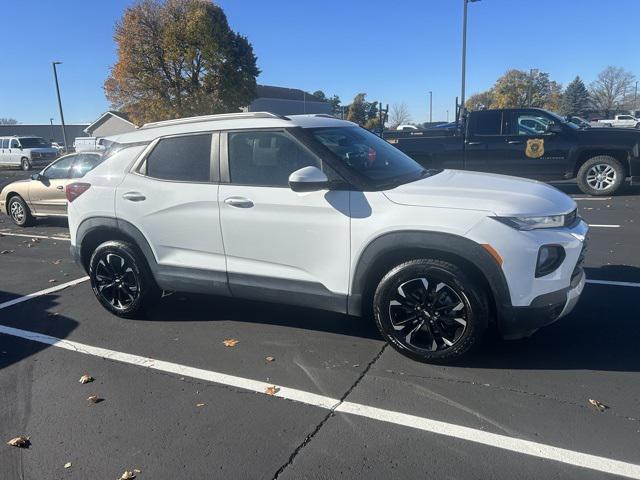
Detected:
[493,210,576,231]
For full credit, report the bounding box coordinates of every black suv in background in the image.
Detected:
[384,108,640,195]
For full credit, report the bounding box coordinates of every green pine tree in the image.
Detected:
[560,76,591,116]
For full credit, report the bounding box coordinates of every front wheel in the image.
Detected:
[7,196,34,227]
[21,158,31,171]
[373,259,488,363]
[577,155,625,196]
[89,241,161,318]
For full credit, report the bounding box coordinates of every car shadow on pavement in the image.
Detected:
[143,292,382,340]
[470,265,640,371]
[0,292,78,373]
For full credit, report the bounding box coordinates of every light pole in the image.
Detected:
[49,118,55,143]
[52,61,68,152]
[460,0,480,119]
[429,91,433,123]
[634,81,638,113]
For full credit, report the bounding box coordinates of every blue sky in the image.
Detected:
[2,0,639,125]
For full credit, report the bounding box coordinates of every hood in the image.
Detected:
[0,178,30,194]
[29,147,58,153]
[383,170,576,216]
[577,127,640,141]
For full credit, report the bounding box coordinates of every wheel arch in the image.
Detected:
[348,231,512,325]
[5,191,27,214]
[573,149,630,177]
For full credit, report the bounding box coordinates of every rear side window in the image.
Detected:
[471,111,503,135]
[1,139,8,148]
[145,134,211,182]
[71,154,104,178]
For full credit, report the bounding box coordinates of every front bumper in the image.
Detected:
[500,268,586,340]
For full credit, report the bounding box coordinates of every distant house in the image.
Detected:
[244,85,332,116]
[84,111,137,137]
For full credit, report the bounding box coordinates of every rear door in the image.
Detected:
[114,132,228,294]
[0,139,8,165]
[29,154,76,215]
[463,110,518,175]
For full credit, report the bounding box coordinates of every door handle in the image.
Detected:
[224,197,254,208]
[122,191,146,202]
[507,140,524,144]
[466,141,483,146]
[56,185,64,190]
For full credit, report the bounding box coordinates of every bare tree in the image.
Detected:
[0,118,18,125]
[590,66,636,117]
[388,102,411,128]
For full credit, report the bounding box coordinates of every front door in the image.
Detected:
[114,133,228,294]
[502,110,571,180]
[218,129,350,312]
[29,154,75,215]
[9,138,22,165]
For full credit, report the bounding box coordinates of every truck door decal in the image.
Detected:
[525,139,544,158]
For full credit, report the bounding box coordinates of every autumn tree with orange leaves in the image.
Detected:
[105,0,260,124]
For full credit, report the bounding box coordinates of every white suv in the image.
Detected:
[67,112,587,363]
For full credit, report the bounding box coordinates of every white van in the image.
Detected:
[74,137,107,152]
[0,136,59,170]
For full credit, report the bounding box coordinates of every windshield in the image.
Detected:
[19,137,51,148]
[308,127,427,186]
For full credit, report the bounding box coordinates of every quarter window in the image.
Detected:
[145,134,212,182]
[228,131,320,187]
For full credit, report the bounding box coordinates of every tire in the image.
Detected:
[576,155,625,196]
[21,158,31,171]
[635,123,640,129]
[89,240,161,318]
[373,259,488,364]
[7,195,34,227]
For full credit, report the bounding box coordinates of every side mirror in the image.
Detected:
[31,173,41,181]
[546,123,562,134]
[288,166,329,192]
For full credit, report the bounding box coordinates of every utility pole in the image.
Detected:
[446,110,449,122]
[52,62,68,152]
[634,81,638,113]
[49,118,55,143]
[460,0,480,118]
[429,91,433,123]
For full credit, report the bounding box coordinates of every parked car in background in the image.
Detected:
[566,116,591,128]
[74,137,107,152]
[0,136,59,170]
[597,114,640,128]
[0,152,103,226]
[396,124,419,131]
[65,112,586,363]
[383,108,640,196]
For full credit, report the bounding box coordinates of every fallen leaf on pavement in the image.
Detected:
[588,399,608,412]
[52,259,62,265]
[48,279,57,283]
[0,250,13,254]
[265,356,275,362]
[265,386,279,396]
[87,395,103,404]
[134,469,141,473]
[79,374,94,384]
[64,462,72,469]
[119,471,136,480]
[196,403,205,407]
[223,338,239,347]
[31,238,40,243]
[7,436,30,448]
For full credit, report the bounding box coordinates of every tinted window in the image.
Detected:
[310,127,423,184]
[43,155,75,179]
[71,154,104,178]
[146,134,211,182]
[228,131,320,187]
[515,113,552,135]
[472,111,502,135]
[2,139,9,148]
[19,137,50,148]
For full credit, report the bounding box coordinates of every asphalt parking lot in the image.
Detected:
[1,167,640,479]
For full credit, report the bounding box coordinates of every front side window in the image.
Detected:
[515,113,553,135]
[71,154,104,178]
[228,130,320,187]
[43,155,75,179]
[10,139,20,148]
[145,134,211,182]
[309,127,424,186]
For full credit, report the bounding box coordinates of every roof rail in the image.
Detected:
[140,112,286,130]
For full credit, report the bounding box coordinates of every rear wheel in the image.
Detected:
[577,155,624,196]
[8,196,34,227]
[89,241,161,318]
[21,158,31,171]
[373,259,488,363]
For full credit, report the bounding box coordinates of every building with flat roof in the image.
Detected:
[0,124,89,147]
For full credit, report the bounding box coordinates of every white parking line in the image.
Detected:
[588,224,621,228]
[0,231,71,241]
[587,279,640,288]
[0,320,639,478]
[573,197,612,201]
[0,277,89,310]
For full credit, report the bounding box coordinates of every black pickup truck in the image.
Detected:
[383,108,640,195]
